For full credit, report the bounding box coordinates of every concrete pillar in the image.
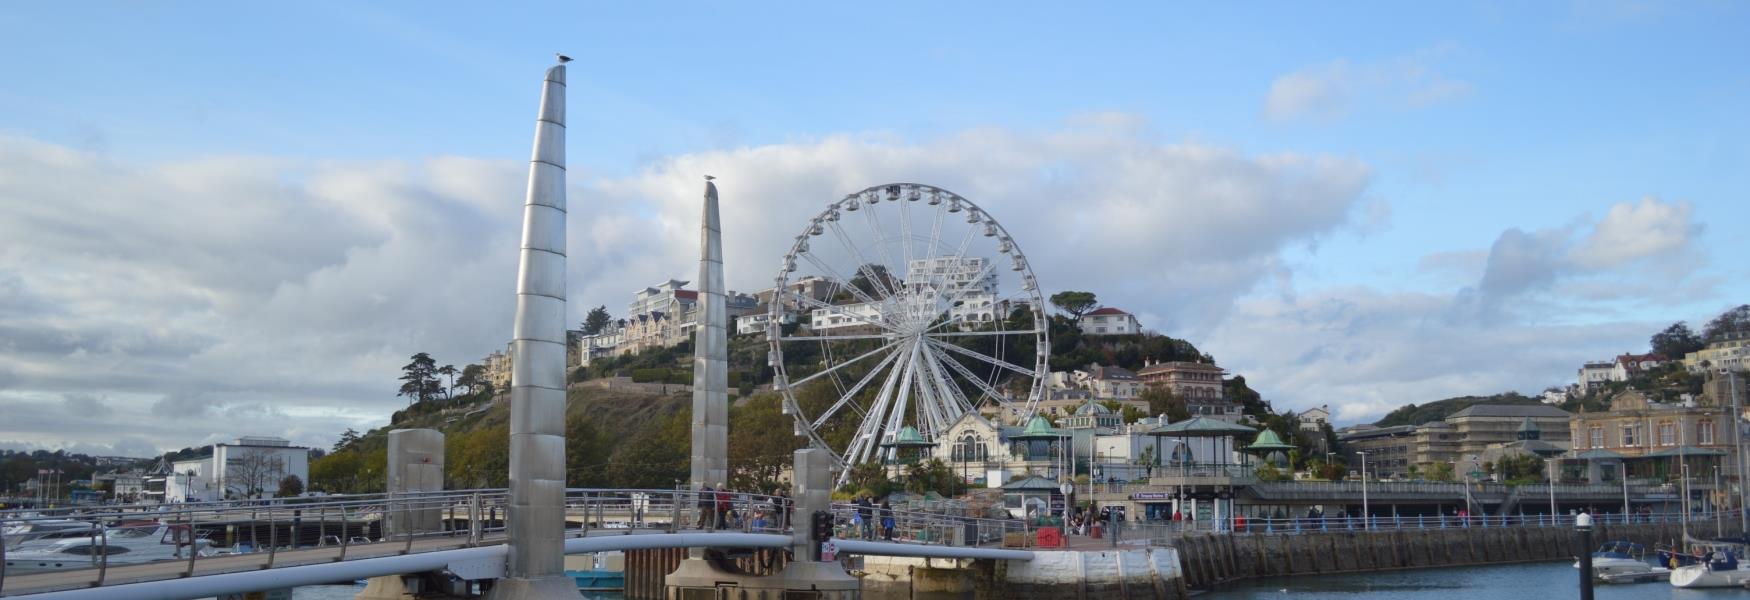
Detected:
[358,429,445,600]
[385,429,445,537]
[488,60,579,600]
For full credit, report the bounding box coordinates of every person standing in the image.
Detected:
[697,484,715,530]
[715,483,731,530]
[858,496,875,539]
[779,489,793,531]
[879,499,894,540]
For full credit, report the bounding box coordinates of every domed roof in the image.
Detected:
[1074,400,1112,416]
[1245,428,1296,452]
[1015,415,1063,438]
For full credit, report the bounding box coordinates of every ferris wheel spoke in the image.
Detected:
[799,252,885,308]
[921,260,1000,326]
[918,342,975,416]
[785,340,904,389]
[780,333,901,342]
[927,338,1038,378]
[857,198,906,302]
[826,219,900,302]
[896,186,916,275]
[850,353,907,465]
[931,345,1015,407]
[927,328,1044,338]
[810,347,904,429]
[789,290,903,334]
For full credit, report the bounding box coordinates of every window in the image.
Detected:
[1589,426,1604,449]
[1658,422,1675,446]
[1621,425,1638,447]
[1699,420,1715,445]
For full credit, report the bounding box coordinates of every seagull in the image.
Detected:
[556,53,573,63]
[704,175,716,181]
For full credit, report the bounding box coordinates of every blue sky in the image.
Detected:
[0,2,1745,453]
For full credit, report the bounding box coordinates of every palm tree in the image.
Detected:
[438,365,459,400]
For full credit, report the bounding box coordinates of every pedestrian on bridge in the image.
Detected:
[715,483,731,530]
[697,484,715,530]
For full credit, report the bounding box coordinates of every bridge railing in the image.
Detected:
[1132,508,1733,540]
[0,488,796,596]
[825,502,1028,547]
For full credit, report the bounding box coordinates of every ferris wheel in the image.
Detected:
[766,183,1050,480]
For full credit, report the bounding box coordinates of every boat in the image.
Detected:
[1576,541,1658,577]
[1668,548,1750,588]
[564,551,624,592]
[2,517,92,549]
[2,525,213,573]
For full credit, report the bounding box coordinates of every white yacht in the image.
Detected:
[2,517,92,549]
[1577,540,1660,578]
[1669,549,1750,588]
[3,525,212,573]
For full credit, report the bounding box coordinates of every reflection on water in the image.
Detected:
[1214,561,1745,599]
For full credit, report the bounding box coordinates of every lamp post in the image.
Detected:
[1547,459,1558,519]
[1357,451,1369,528]
[1576,512,1595,600]
[1715,465,1724,537]
[1060,481,1075,532]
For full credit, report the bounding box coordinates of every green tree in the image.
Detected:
[437,364,459,400]
[276,474,304,497]
[1048,291,1099,318]
[456,364,485,395]
[1704,305,1750,342]
[1651,322,1705,359]
[1140,385,1190,421]
[904,458,967,496]
[397,352,442,405]
[1427,462,1454,481]
[582,305,613,335]
[332,428,360,453]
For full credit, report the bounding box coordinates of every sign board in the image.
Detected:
[820,540,838,561]
[1131,492,1174,501]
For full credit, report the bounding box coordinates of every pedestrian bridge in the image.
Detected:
[0,489,1032,599]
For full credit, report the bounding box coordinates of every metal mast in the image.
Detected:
[490,60,579,599]
[691,179,729,491]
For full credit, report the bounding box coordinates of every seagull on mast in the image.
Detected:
[556,53,573,63]
[704,175,716,181]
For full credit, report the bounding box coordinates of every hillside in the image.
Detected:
[1372,392,1543,428]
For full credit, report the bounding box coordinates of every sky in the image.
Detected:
[1,2,1746,456]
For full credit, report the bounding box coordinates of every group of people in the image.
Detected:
[694,483,792,531]
[848,495,895,540]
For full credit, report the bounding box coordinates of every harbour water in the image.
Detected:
[1216,560,1743,599]
[280,561,1744,599]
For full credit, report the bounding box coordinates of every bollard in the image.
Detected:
[1576,513,1595,600]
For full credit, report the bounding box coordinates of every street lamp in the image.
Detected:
[1060,481,1075,532]
[1357,451,1369,527]
[1547,458,1557,519]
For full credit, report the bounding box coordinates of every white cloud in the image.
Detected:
[1264,55,1473,123]
[1206,197,1711,424]
[0,119,1375,452]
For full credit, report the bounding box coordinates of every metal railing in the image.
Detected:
[0,488,795,596]
[824,503,1030,547]
[1132,509,1733,541]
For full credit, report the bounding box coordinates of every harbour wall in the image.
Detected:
[861,549,1187,600]
[1177,518,1740,589]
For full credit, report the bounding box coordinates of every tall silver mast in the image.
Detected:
[691,179,730,491]
[490,61,578,599]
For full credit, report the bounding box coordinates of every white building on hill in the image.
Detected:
[165,436,310,502]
